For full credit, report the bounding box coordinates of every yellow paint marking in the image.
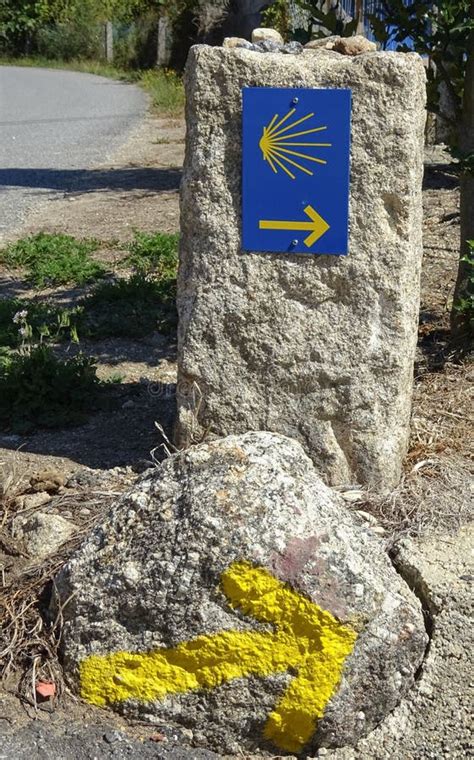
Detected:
[266,153,278,174]
[275,142,332,147]
[267,107,296,136]
[271,149,315,175]
[259,205,330,247]
[271,111,315,139]
[266,112,279,133]
[277,126,327,139]
[270,154,297,180]
[80,561,356,753]
[274,147,327,165]
[259,110,330,179]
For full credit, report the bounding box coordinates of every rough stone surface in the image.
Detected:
[30,467,65,493]
[13,491,51,510]
[305,36,342,50]
[56,432,427,755]
[13,512,77,558]
[251,28,284,44]
[223,36,252,50]
[333,36,377,56]
[319,524,473,759]
[305,36,377,56]
[176,46,426,490]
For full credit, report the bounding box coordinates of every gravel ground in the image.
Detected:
[0,722,220,759]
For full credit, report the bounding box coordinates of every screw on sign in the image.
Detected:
[242,87,351,255]
[80,561,357,754]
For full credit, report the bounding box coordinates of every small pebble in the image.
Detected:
[103,730,124,744]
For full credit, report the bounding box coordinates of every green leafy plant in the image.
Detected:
[1,232,105,286]
[138,68,185,114]
[0,298,80,347]
[82,272,177,338]
[368,0,473,127]
[452,240,474,330]
[261,0,291,38]
[276,0,361,43]
[0,344,99,431]
[122,230,178,276]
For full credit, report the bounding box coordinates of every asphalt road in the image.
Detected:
[0,66,147,241]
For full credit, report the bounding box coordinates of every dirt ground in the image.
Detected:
[0,113,184,479]
[0,111,472,756]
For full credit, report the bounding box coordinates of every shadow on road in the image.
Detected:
[0,167,182,194]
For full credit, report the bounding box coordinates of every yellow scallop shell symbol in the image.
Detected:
[259,108,331,180]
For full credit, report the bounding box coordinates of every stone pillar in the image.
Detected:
[156,15,171,68]
[176,45,426,490]
[104,21,114,63]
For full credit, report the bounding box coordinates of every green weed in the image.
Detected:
[138,69,185,115]
[0,298,81,347]
[1,233,105,287]
[82,273,177,339]
[122,230,179,276]
[453,239,474,337]
[0,345,99,432]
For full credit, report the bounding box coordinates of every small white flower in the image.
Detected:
[12,309,28,324]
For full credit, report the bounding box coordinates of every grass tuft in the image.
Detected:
[138,69,185,115]
[1,233,105,287]
[122,230,179,275]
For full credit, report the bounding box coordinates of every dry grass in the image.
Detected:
[359,454,472,543]
[356,361,473,542]
[410,361,473,460]
[0,462,123,708]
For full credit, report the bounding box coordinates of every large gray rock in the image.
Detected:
[176,46,426,490]
[56,432,427,756]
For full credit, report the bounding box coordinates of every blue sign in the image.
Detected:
[242,87,351,255]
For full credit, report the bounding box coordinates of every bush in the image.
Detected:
[113,14,160,70]
[1,233,105,286]
[36,22,102,61]
[0,345,99,432]
[452,239,474,339]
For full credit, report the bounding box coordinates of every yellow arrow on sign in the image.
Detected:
[79,561,357,754]
[259,204,330,248]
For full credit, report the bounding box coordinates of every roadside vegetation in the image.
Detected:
[0,230,179,431]
[1,233,104,286]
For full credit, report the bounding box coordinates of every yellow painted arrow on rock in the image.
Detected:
[79,561,356,754]
[259,204,330,248]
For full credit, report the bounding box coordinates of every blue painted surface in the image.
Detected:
[242,87,351,255]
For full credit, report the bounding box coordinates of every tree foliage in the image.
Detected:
[263,0,361,42]
[369,1,473,132]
